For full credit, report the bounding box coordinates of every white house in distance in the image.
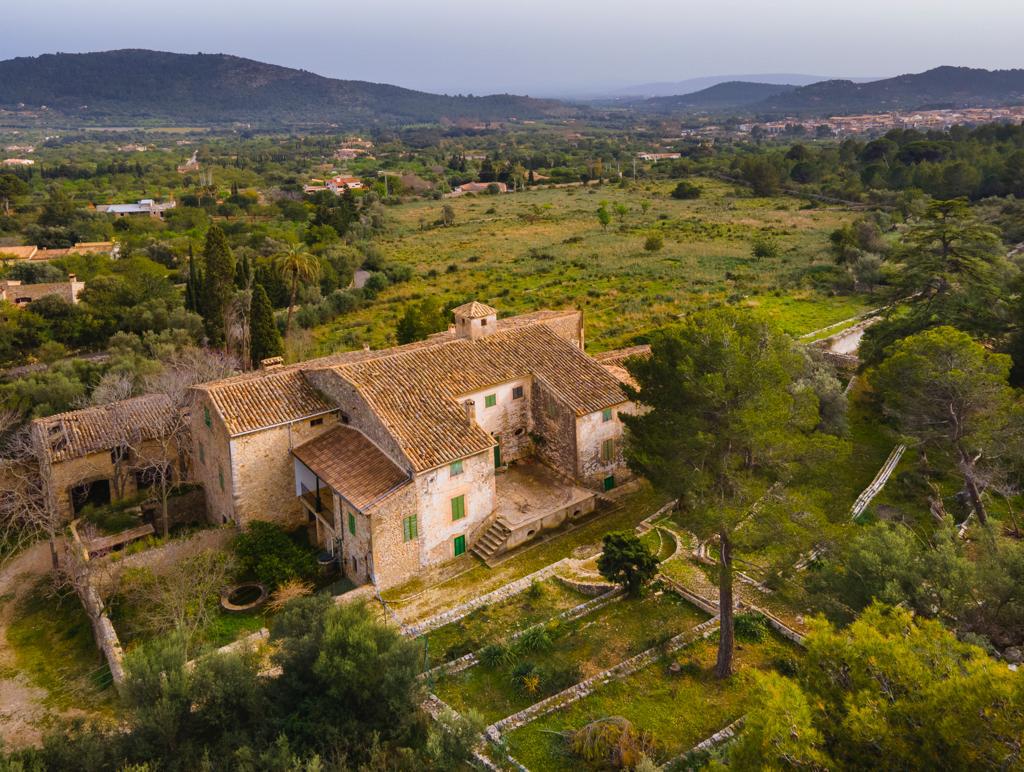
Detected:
[96,199,176,219]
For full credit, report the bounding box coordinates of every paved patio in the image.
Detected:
[494,462,595,528]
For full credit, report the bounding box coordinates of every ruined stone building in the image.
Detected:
[30,394,179,521]
[191,303,638,589]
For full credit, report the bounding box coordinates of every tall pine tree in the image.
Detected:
[200,224,235,348]
[249,283,283,368]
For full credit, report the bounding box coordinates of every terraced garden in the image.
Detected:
[432,588,710,724]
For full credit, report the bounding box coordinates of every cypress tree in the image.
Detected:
[200,224,235,348]
[185,243,201,313]
[249,283,283,368]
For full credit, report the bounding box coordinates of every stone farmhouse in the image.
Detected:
[190,302,637,589]
[0,274,85,306]
[31,394,179,521]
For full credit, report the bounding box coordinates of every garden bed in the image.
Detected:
[432,588,710,724]
[418,578,589,666]
[501,630,801,770]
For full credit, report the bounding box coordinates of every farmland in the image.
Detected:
[313,177,870,353]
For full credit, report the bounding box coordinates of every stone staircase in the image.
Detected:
[470,518,512,561]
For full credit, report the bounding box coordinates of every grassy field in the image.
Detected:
[314,177,869,353]
[420,578,589,665]
[502,631,800,770]
[433,590,709,724]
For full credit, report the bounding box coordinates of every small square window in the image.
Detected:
[340,412,350,425]
[450,459,464,477]
[602,407,613,422]
[310,417,324,427]
[348,512,356,535]
[512,385,524,400]
[484,394,497,408]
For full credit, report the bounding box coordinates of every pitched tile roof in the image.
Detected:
[292,425,410,511]
[33,394,174,464]
[315,324,628,472]
[196,308,581,437]
[451,300,497,319]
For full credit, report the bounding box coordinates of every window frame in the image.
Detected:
[450,459,464,477]
[601,437,616,462]
[484,393,497,408]
[451,494,466,521]
[602,407,613,422]
[348,511,356,535]
[512,385,524,400]
[402,514,418,542]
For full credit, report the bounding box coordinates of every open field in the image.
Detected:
[314,177,869,353]
[433,590,709,724]
[502,630,801,770]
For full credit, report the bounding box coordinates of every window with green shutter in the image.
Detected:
[451,494,466,521]
[402,514,418,542]
[348,512,356,535]
[450,459,464,476]
[484,393,497,408]
[601,438,615,462]
[602,407,613,422]
[204,406,211,428]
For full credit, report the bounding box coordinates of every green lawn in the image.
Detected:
[502,631,801,770]
[5,581,117,711]
[433,589,709,724]
[313,178,863,354]
[420,579,589,666]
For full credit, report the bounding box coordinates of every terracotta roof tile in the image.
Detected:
[451,300,497,319]
[33,394,174,464]
[292,425,410,511]
[315,324,628,471]
[197,309,580,437]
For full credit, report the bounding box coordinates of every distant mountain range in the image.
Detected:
[1,51,1023,128]
[599,73,864,99]
[0,49,577,127]
[641,82,799,112]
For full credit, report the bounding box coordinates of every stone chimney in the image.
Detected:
[451,301,498,341]
[463,399,476,423]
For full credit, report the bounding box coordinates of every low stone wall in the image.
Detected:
[553,574,616,596]
[405,559,569,638]
[91,526,234,593]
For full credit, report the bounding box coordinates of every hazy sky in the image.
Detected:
[3,0,1022,96]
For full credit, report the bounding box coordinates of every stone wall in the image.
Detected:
[461,377,532,464]
[576,401,634,489]
[529,378,577,479]
[370,483,426,590]
[414,449,495,566]
[191,393,235,525]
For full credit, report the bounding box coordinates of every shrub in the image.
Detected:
[670,181,701,200]
[597,531,660,596]
[478,642,515,669]
[232,521,317,589]
[734,611,769,643]
[268,579,314,612]
[514,626,553,654]
[542,662,583,692]
[510,661,540,694]
[643,233,664,252]
[526,579,544,600]
[569,716,659,769]
[750,235,780,260]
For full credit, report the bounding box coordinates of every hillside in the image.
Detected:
[641,81,798,112]
[0,49,577,127]
[757,66,1024,114]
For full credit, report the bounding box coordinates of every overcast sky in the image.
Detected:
[3,0,1022,96]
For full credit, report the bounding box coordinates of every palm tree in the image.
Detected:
[274,243,320,339]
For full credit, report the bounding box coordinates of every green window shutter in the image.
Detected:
[603,475,616,491]
[348,512,356,535]
[403,514,418,542]
[218,466,224,491]
[450,459,463,476]
[451,494,466,521]
[454,534,466,556]
[204,406,211,428]
[601,438,615,461]
[484,393,497,408]
[602,407,613,422]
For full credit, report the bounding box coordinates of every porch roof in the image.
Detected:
[292,425,410,511]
